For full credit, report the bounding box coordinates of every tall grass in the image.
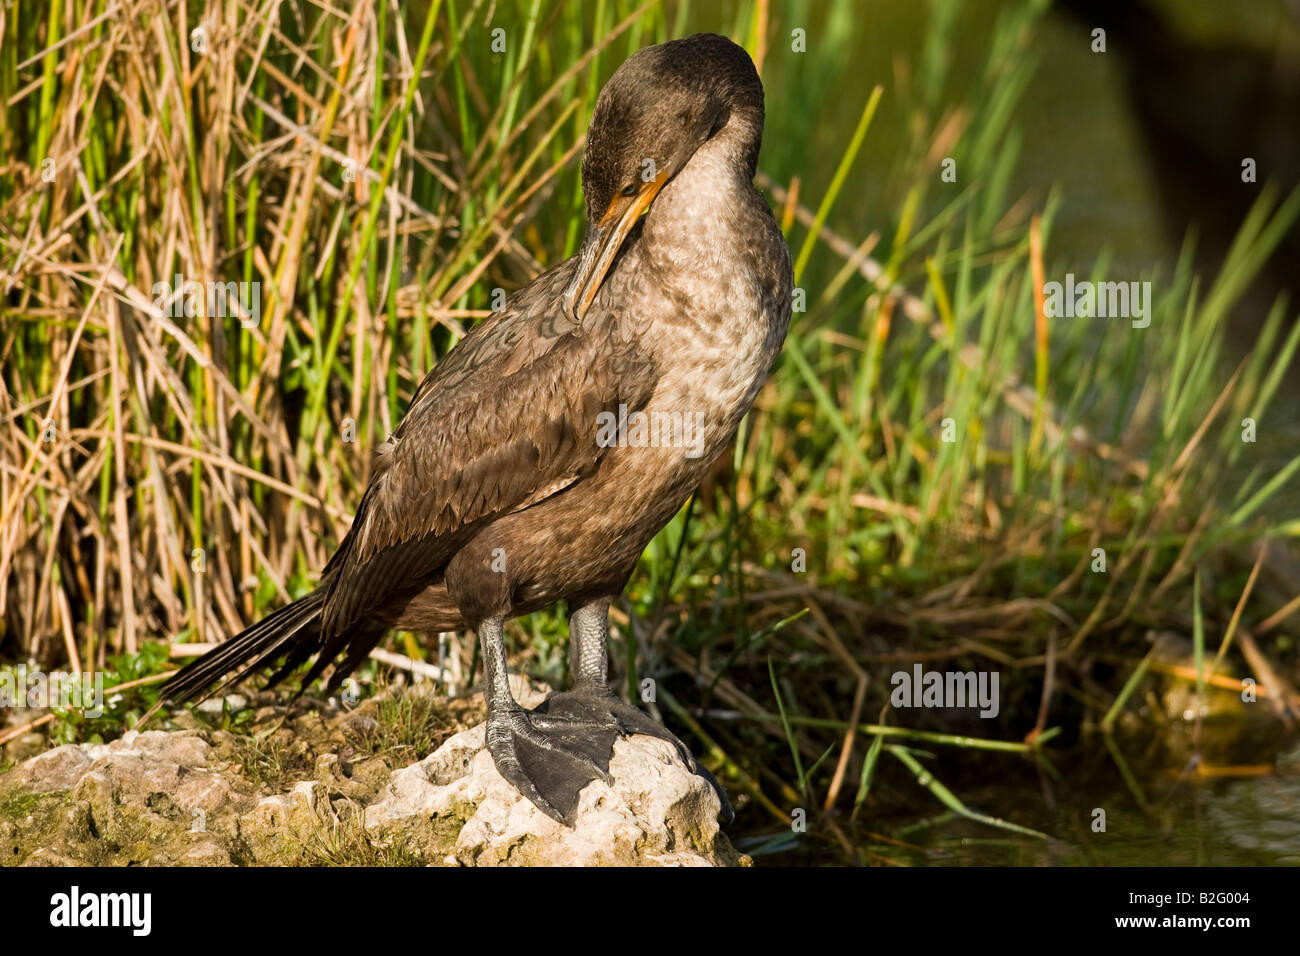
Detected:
[2,0,1298,862]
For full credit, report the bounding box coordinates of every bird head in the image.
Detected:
[561,33,765,324]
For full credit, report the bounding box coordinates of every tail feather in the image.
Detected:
[163,589,332,703]
[296,626,357,693]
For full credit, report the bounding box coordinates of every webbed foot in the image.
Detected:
[477,609,734,827]
[536,684,735,824]
[485,703,620,825]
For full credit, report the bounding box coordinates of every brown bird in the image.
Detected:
[164,33,793,825]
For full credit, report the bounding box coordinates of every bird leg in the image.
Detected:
[479,615,620,825]
[532,598,735,823]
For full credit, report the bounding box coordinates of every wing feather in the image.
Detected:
[318,284,657,638]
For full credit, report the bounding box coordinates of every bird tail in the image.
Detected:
[161,588,332,703]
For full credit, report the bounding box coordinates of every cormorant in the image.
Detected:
[164,32,792,826]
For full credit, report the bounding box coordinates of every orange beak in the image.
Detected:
[561,169,670,324]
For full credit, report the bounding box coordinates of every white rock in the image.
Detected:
[367,724,741,867]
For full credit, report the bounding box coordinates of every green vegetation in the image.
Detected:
[2,0,1298,864]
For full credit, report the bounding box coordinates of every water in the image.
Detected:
[888,737,1300,866]
[736,724,1300,866]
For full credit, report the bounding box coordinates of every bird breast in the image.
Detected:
[631,138,793,462]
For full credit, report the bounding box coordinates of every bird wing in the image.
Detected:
[317,280,657,639]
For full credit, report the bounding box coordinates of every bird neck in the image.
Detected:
[640,111,765,265]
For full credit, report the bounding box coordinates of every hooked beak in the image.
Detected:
[561,169,670,324]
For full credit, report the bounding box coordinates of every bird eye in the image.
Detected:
[619,183,639,197]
